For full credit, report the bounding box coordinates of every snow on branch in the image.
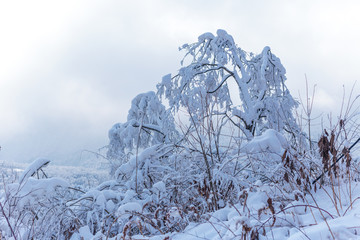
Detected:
[158,29,301,139]
[19,158,50,184]
[107,91,178,160]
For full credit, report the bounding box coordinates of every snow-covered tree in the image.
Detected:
[158,29,300,139]
[107,91,178,161]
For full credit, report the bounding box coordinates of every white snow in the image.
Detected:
[19,158,50,183]
[244,129,288,155]
[170,182,360,240]
[117,202,142,215]
[152,181,166,194]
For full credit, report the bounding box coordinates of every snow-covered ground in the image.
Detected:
[69,181,360,240]
[2,153,360,239]
[168,183,360,240]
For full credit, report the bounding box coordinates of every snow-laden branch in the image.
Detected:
[158,29,301,139]
[107,91,178,159]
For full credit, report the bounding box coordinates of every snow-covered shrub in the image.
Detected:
[114,144,174,192]
[75,30,309,238]
[107,91,178,174]
[91,31,304,239]
[154,30,303,214]
[242,129,290,181]
[71,181,122,236]
[72,144,175,236]
[0,159,78,239]
[108,91,178,157]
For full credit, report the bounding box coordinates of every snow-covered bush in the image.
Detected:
[107,91,178,174]
[157,30,304,212]
[0,159,79,239]
[90,30,306,238]
[108,91,178,158]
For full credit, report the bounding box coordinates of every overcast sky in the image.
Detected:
[1,1,359,165]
